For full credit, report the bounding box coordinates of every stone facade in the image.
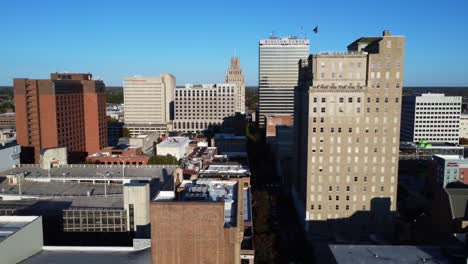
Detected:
[294,31,405,237]
[225,57,246,113]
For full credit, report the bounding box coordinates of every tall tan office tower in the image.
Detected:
[123,74,175,137]
[14,73,107,163]
[294,31,405,239]
[225,57,246,113]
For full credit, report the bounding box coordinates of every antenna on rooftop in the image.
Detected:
[270,30,277,39]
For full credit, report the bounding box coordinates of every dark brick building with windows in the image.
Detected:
[14,73,107,163]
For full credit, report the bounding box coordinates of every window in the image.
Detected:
[348,98,353,103]
[339,97,344,103]
[321,98,326,103]
[321,107,326,113]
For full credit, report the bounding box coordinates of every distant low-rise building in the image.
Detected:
[400,142,464,160]
[0,129,16,142]
[326,245,455,264]
[434,155,468,187]
[212,134,247,157]
[459,113,468,141]
[129,132,159,155]
[156,137,189,160]
[87,146,151,165]
[0,112,16,129]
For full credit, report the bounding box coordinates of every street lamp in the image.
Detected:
[96,172,111,197]
[118,157,130,181]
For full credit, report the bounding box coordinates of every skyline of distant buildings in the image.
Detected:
[2,28,468,263]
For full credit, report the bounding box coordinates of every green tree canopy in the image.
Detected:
[148,154,178,165]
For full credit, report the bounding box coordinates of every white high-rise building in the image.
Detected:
[123,74,175,137]
[401,93,461,144]
[225,56,246,113]
[258,36,309,126]
[173,83,238,133]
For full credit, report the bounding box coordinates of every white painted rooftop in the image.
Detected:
[0,216,40,243]
[158,137,189,148]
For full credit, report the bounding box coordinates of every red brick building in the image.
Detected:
[14,73,107,163]
[265,114,293,138]
[86,146,150,165]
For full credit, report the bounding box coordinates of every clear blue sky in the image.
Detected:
[1,0,467,86]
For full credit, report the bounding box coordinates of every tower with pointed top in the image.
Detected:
[225,57,246,113]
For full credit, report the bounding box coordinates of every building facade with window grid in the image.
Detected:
[173,83,239,133]
[63,208,127,232]
[258,37,309,127]
[401,93,461,144]
[294,31,405,236]
[124,74,175,137]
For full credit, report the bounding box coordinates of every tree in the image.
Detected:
[460,138,468,145]
[148,154,178,165]
[122,127,131,138]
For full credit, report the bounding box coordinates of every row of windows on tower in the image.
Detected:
[313,97,399,104]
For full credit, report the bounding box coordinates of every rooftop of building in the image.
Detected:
[181,83,236,89]
[313,51,367,57]
[0,140,18,150]
[259,36,310,45]
[445,182,468,220]
[21,248,151,264]
[198,163,250,178]
[0,215,41,243]
[400,142,463,149]
[0,177,123,198]
[157,137,189,148]
[188,147,217,159]
[88,145,149,159]
[328,245,451,264]
[155,178,239,226]
[433,154,465,160]
[0,112,15,117]
[0,164,177,181]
